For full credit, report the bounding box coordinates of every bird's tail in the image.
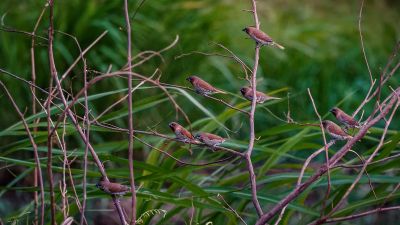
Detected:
[216,89,227,94]
[273,42,285,50]
[267,96,281,100]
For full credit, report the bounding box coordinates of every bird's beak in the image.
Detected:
[242,28,246,32]
[329,108,334,113]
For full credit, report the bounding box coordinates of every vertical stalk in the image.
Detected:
[245,0,263,217]
[123,0,137,224]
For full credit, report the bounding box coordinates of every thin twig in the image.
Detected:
[124,1,137,223]
[94,121,245,157]
[325,206,400,223]
[0,81,45,225]
[81,53,89,225]
[218,194,248,225]
[30,4,47,225]
[255,88,400,225]
[307,88,331,217]
[274,141,335,225]
[45,1,128,223]
[358,0,373,84]
[309,97,400,225]
[244,0,263,217]
[133,136,237,166]
[47,2,57,223]
[92,69,158,123]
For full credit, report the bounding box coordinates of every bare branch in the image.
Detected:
[245,0,263,217]
[256,88,400,225]
[307,88,331,217]
[325,206,400,223]
[0,81,45,225]
[124,1,137,223]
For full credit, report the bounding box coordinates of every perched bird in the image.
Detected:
[240,87,280,104]
[195,132,225,148]
[186,76,226,96]
[96,177,130,195]
[322,120,353,140]
[330,107,360,128]
[169,122,194,142]
[242,26,285,49]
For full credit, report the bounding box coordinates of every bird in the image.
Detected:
[242,26,285,49]
[322,120,353,140]
[186,76,226,96]
[195,132,225,148]
[240,87,280,104]
[96,177,130,195]
[169,122,194,142]
[330,107,360,129]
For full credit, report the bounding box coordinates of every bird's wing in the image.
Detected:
[251,29,273,42]
[180,127,194,139]
[327,123,348,136]
[107,182,129,193]
[339,113,359,126]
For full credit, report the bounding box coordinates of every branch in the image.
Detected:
[45,1,128,223]
[124,0,137,223]
[30,4,47,225]
[0,81,45,225]
[256,87,400,225]
[133,136,237,166]
[47,1,57,223]
[310,94,400,225]
[93,121,245,157]
[245,0,263,218]
[307,89,331,217]
[325,206,400,223]
[358,0,373,84]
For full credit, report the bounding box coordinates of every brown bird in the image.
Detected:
[242,26,285,49]
[330,107,360,128]
[322,120,353,140]
[186,76,226,96]
[240,87,280,104]
[96,177,130,195]
[169,122,194,142]
[195,132,225,148]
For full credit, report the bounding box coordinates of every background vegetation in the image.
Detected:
[0,0,399,224]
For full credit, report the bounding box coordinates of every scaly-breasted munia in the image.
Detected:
[96,177,130,195]
[169,122,194,142]
[322,120,352,140]
[186,76,226,96]
[240,87,280,104]
[330,107,360,128]
[195,132,225,148]
[242,26,285,49]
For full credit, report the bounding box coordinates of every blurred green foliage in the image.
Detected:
[0,0,399,224]
[1,0,399,127]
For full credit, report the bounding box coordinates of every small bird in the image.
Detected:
[169,122,194,142]
[330,107,360,128]
[322,120,353,140]
[242,26,285,49]
[186,76,226,96]
[195,132,225,148]
[240,87,280,104]
[96,177,130,195]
